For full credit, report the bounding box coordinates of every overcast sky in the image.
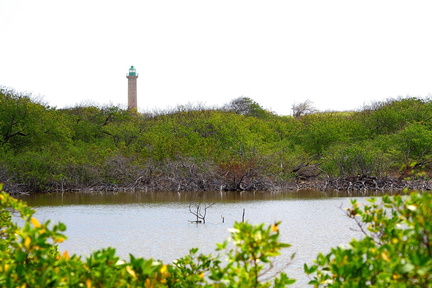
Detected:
[1,1,432,115]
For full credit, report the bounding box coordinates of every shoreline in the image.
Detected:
[6,176,431,196]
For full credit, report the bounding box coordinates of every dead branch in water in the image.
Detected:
[188,202,215,224]
[242,208,245,222]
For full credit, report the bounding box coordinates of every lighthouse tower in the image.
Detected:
[126,66,138,110]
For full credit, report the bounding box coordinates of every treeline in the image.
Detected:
[1,86,431,193]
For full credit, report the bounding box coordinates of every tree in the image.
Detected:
[292,100,316,118]
[224,97,272,118]
[395,122,432,163]
[0,87,70,150]
[291,112,351,156]
[321,141,390,177]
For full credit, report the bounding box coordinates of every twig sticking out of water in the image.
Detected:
[188,202,215,224]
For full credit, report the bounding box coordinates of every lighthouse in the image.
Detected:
[126,66,138,110]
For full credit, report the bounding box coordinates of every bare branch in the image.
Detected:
[292,99,316,118]
[188,202,215,224]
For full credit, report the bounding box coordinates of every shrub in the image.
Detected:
[321,142,390,177]
[290,113,351,157]
[305,191,432,287]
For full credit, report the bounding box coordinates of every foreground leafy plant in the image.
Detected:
[305,191,432,287]
[170,221,296,287]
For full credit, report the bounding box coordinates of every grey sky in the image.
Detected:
[1,0,432,115]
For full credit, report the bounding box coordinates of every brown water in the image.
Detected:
[20,190,376,287]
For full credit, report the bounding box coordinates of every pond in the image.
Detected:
[19,190,377,286]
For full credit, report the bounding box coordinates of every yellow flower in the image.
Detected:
[31,217,42,228]
[1,264,10,272]
[160,264,167,274]
[24,236,31,249]
[62,251,70,259]
[54,236,66,243]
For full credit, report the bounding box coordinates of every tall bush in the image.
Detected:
[305,191,432,287]
[321,142,390,177]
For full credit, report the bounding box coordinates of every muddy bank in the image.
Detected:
[5,174,430,196]
[294,175,431,193]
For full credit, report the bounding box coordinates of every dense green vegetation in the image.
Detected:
[1,86,431,193]
[2,186,431,287]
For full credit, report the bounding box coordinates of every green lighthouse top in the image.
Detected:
[128,66,137,76]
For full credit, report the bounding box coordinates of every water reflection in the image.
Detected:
[19,189,378,207]
[18,190,381,287]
